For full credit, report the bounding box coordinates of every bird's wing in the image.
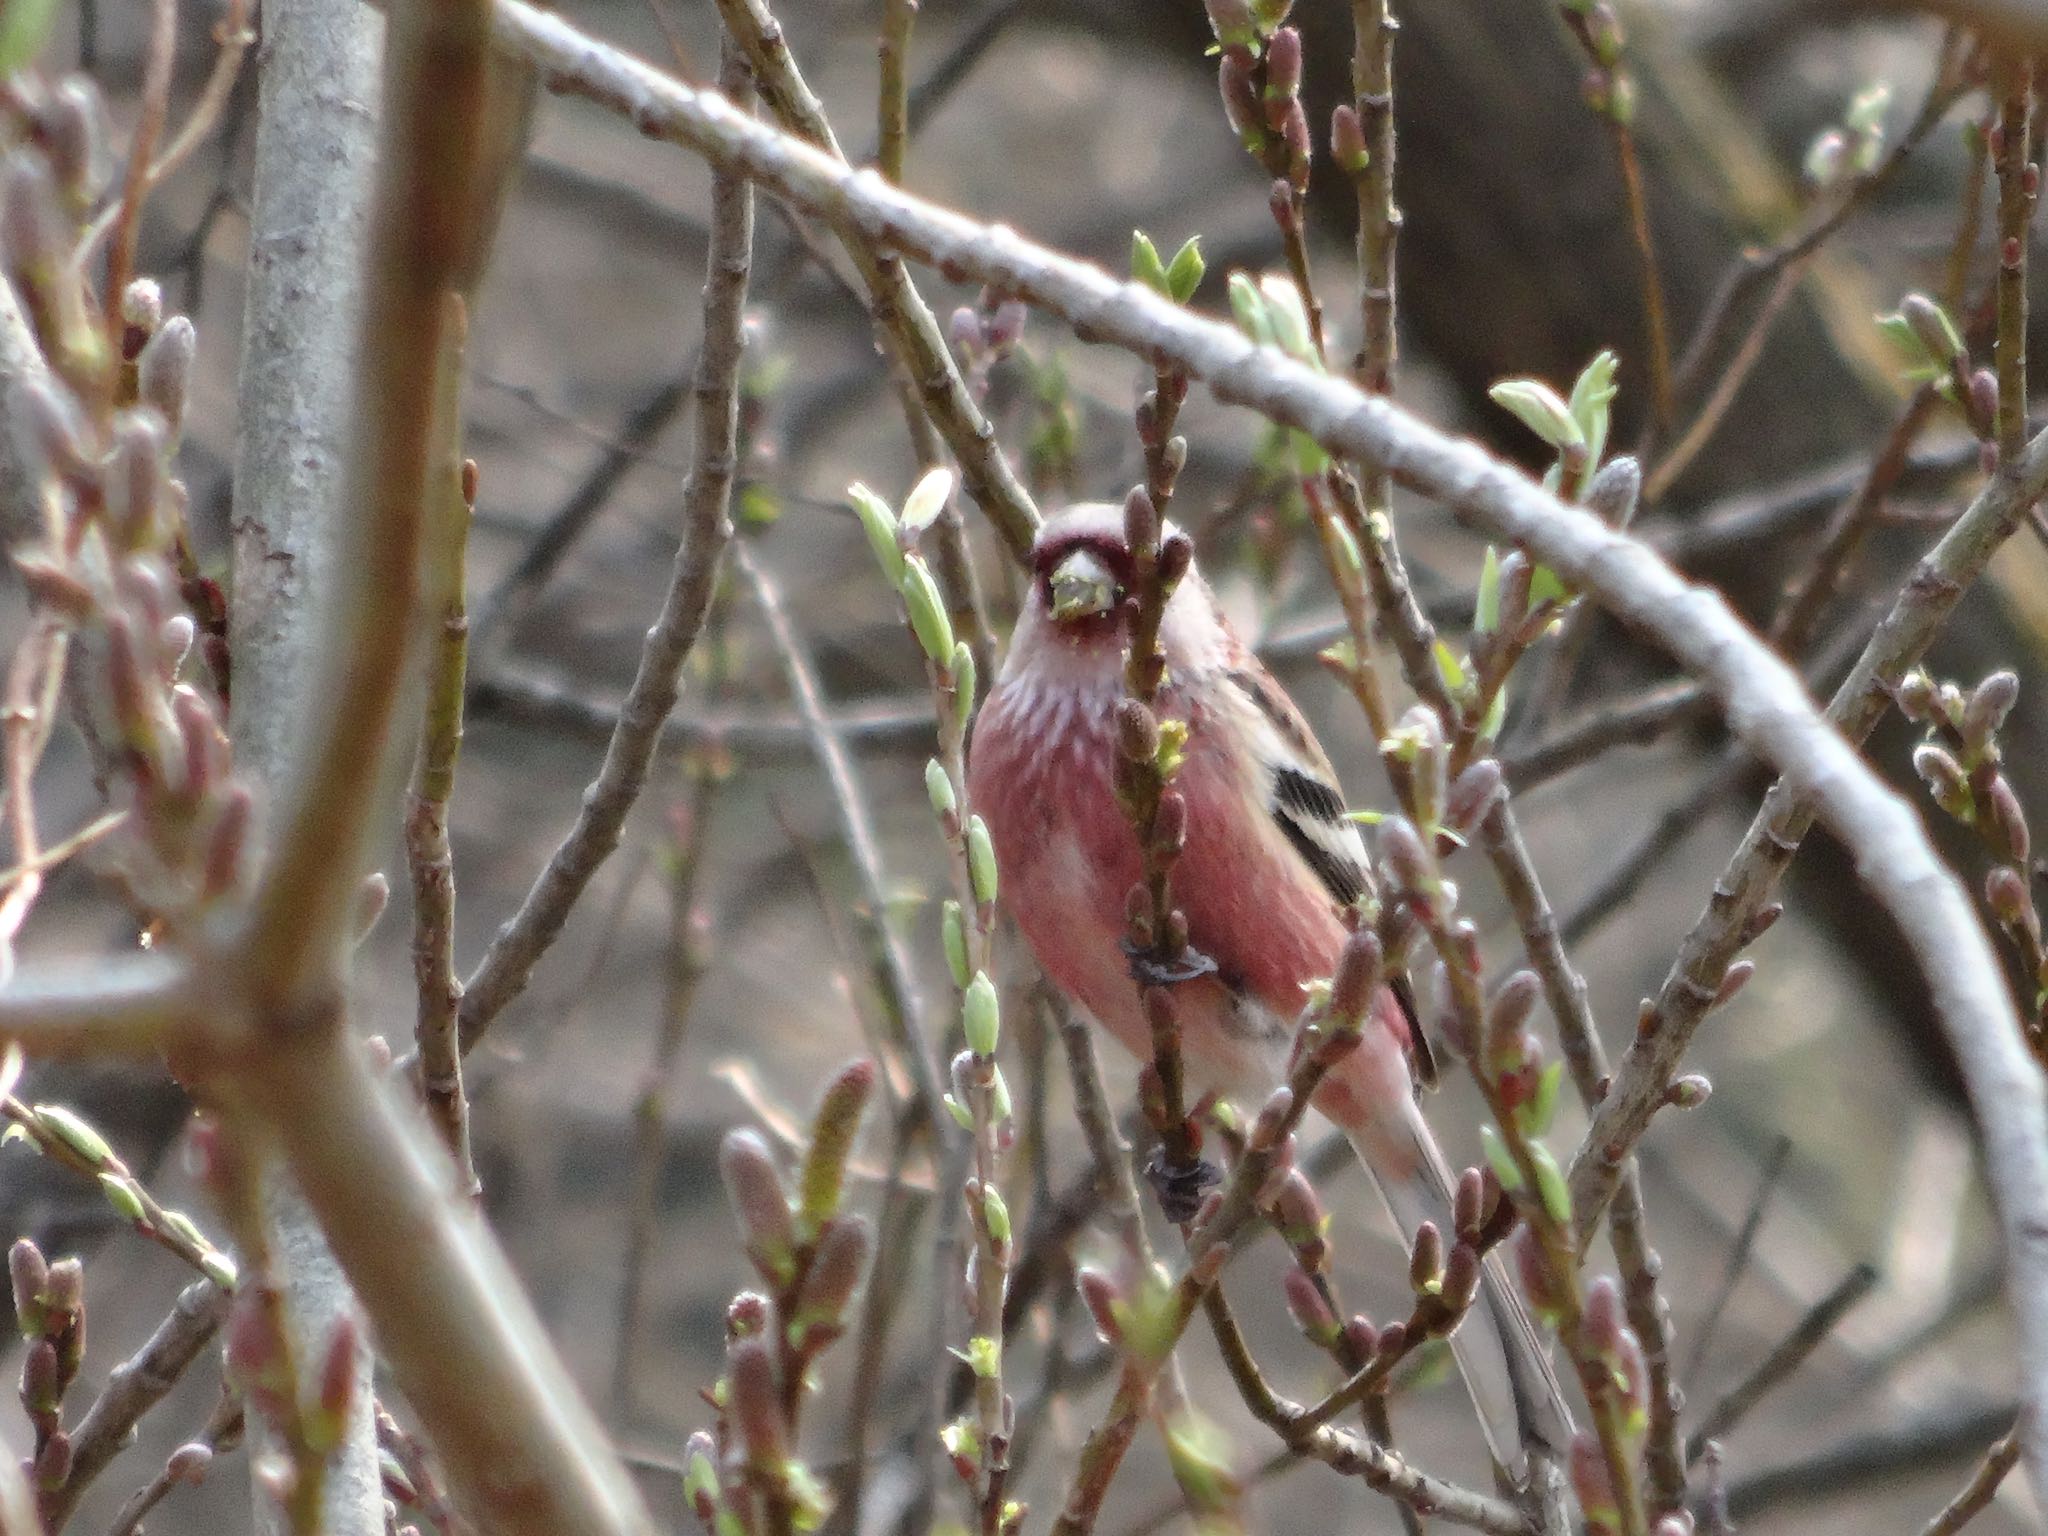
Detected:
[1220,660,1437,1087]
[1222,662,1371,908]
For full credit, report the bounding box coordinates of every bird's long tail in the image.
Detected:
[1347,1101,1576,1483]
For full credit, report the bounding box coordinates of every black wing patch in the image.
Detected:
[1275,765,1346,823]
[1275,805,1368,906]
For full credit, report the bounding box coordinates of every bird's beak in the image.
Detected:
[1048,548,1119,623]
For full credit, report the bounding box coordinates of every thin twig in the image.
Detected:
[407,299,478,1192]
[44,1277,231,1531]
[708,0,1040,564]
[734,542,944,1135]
[101,0,179,333]
[454,64,753,1051]
[77,0,257,267]
[1920,1425,2023,1536]
[1683,1262,1880,1464]
[1683,1135,1793,1382]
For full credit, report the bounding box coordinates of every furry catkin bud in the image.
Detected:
[1987,777,2030,866]
[105,408,166,549]
[1446,759,1503,833]
[719,1129,796,1277]
[1487,970,1542,1044]
[1249,1086,1294,1151]
[798,1058,874,1232]
[136,317,196,444]
[1282,1266,1336,1344]
[789,1214,870,1349]
[1965,670,2020,749]
[1912,741,1970,810]
[1970,368,1999,431]
[1571,1431,1620,1534]
[1264,28,1303,105]
[1331,104,1367,173]
[1376,816,1434,897]
[1712,960,1754,1009]
[9,1242,47,1339]
[1153,789,1187,857]
[1584,455,1643,527]
[1124,486,1159,555]
[1900,294,1964,368]
[309,1314,360,1453]
[1203,0,1257,45]
[19,375,93,486]
[726,1290,772,1340]
[166,1441,213,1484]
[1440,1241,1481,1314]
[1581,1275,1624,1354]
[34,1429,70,1488]
[1328,928,1383,1031]
[1452,1167,1485,1238]
[1157,530,1193,587]
[1264,1168,1327,1268]
[46,80,109,207]
[1408,1222,1444,1293]
[1987,865,2032,926]
[1218,49,1263,145]
[1513,1225,1561,1321]
[1116,698,1160,764]
[726,1334,786,1467]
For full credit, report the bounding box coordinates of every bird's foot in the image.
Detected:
[1121,940,1219,989]
[1145,1147,1222,1224]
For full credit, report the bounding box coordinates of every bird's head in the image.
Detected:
[1030,501,1139,636]
[1004,501,1230,684]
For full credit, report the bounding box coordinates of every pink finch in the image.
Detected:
[968,500,1574,1477]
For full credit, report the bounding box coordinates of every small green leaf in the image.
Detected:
[35,1104,114,1167]
[900,556,957,665]
[847,484,905,587]
[925,758,957,823]
[1527,563,1570,609]
[959,1335,1002,1378]
[1488,379,1584,452]
[0,0,59,75]
[951,642,977,729]
[1479,1124,1524,1192]
[1478,682,1508,747]
[1165,236,1207,304]
[899,465,956,537]
[980,1184,1011,1244]
[944,1094,973,1131]
[1474,546,1502,635]
[1567,349,1620,470]
[963,972,1000,1058]
[1131,230,1170,296]
[1227,272,1273,347]
[941,901,970,989]
[99,1172,146,1223]
[1257,274,1319,367]
[1433,641,1473,705]
[966,815,999,906]
[1529,1141,1571,1225]
[1519,1061,1565,1138]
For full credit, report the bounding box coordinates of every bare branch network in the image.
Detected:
[0,0,2043,1533]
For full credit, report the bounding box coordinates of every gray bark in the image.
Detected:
[229,0,386,1529]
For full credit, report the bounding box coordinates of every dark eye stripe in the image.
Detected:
[1276,812,1367,906]
[1275,765,1346,824]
